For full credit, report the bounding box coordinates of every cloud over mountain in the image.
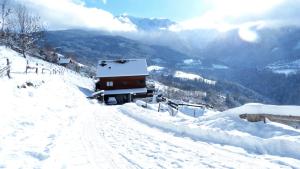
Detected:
[170,0,300,32]
[17,0,136,32]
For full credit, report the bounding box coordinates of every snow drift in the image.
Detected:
[119,102,300,159]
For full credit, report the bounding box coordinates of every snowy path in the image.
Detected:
[94,106,300,169]
[77,104,134,169]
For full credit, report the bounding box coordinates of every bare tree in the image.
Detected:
[39,43,57,62]
[0,0,12,41]
[13,4,43,58]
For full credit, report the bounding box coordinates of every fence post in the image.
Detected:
[25,60,28,74]
[101,94,104,104]
[129,92,133,102]
[35,63,38,74]
[6,58,11,79]
[158,103,161,112]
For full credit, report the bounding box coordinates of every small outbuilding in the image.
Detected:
[57,54,71,66]
[95,59,154,104]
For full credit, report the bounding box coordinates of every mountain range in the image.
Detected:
[41,16,300,107]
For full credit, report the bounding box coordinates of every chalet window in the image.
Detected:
[106,81,113,87]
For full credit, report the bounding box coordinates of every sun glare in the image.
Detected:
[238,27,259,42]
[210,0,284,18]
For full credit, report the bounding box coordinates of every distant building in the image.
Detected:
[95,59,154,104]
[57,54,71,66]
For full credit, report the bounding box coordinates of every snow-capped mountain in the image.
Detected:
[116,14,176,31]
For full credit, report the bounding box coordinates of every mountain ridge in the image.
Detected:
[115,14,176,31]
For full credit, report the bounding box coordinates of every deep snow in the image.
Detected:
[1,46,300,169]
[122,102,300,159]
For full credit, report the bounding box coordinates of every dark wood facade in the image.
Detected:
[95,76,146,91]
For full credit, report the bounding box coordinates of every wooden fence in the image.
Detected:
[25,60,65,75]
[167,100,212,109]
[0,58,66,79]
[0,58,11,78]
[158,99,213,116]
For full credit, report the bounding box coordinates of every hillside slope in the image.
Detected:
[1,46,300,168]
[43,30,190,67]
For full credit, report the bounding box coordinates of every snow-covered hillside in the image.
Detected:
[1,46,300,168]
[267,59,300,75]
[174,71,216,85]
[147,65,164,72]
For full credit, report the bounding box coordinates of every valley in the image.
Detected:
[41,25,300,109]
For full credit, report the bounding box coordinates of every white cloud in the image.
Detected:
[16,0,136,32]
[206,0,284,19]
[169,0,300,42]
[170,0,299,32]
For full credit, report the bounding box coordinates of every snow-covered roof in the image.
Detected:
[56,53,71,64]
[57,53,65,58]
[58,57,71,64]
[96,59,149,78]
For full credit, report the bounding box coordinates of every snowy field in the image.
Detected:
[173,71,216,85]
[147,65,164,72]
[267,59,300,75]
[1,46,300,168]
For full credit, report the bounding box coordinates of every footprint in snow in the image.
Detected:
[19,121,34,127]
[25,151,49,161]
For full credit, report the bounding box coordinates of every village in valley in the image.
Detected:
[1,0,300,168]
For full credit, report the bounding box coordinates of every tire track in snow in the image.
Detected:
[79,105,135,169]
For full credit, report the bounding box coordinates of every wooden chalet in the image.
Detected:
[95,59,154,104]
[57,54,71,66]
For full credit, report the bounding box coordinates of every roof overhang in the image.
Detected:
[104,88,147,95]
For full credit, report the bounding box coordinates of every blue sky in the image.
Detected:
[84,0,210,21]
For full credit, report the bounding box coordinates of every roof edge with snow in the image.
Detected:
[96,59,149,78]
